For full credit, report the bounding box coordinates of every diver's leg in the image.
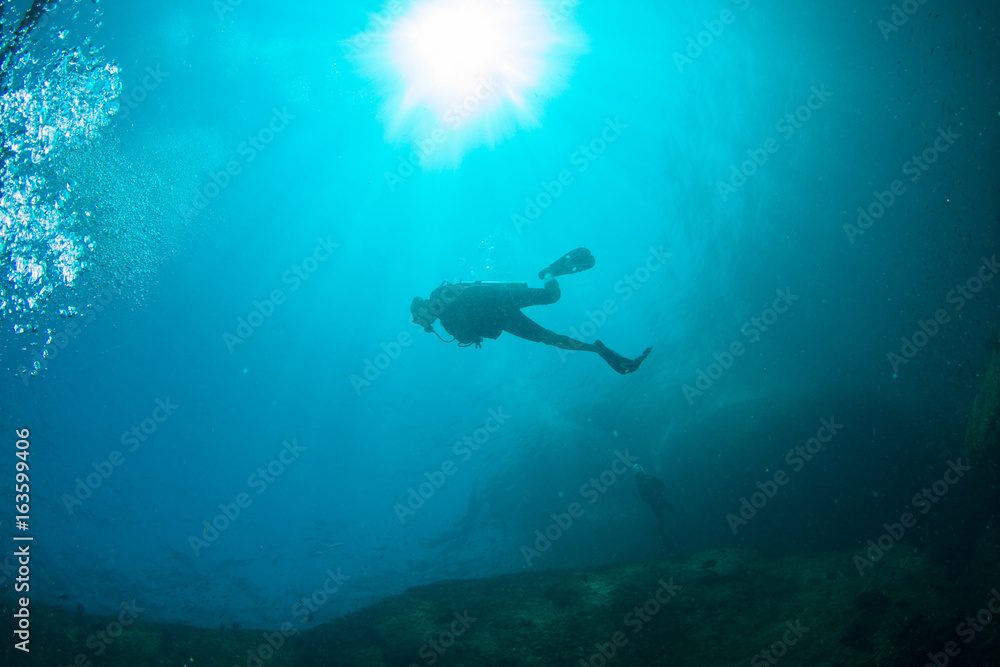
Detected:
[502,310,589,350]
[501,278,561,310]
[654,512,674,551]
[503,312,652,374]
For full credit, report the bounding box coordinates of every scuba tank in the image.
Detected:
[455,280,529,289]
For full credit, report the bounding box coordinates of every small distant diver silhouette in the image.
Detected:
[410,248,651,374]
[633,464,674,551]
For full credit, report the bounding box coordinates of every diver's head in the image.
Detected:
[410,297,436,332]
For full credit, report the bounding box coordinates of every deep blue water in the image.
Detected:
[1,0,998,632]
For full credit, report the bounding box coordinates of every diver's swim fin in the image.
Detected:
[538,247,596,279]
[594,340,651,375]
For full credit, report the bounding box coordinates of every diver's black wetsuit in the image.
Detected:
[434,280,568,347]
[415,257,651,374]
[427,279,648,374]
[635,470,674,551]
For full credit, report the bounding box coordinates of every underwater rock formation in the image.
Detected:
[965,327,1000,467]
[961,327,1000,591]
[3,547,996,666]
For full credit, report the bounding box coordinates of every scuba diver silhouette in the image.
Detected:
[633,464,674,551]
[410,248,652,375]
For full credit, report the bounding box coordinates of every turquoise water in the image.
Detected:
[1,0,998,639]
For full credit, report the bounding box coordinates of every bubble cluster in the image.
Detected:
[0,2,120,363]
